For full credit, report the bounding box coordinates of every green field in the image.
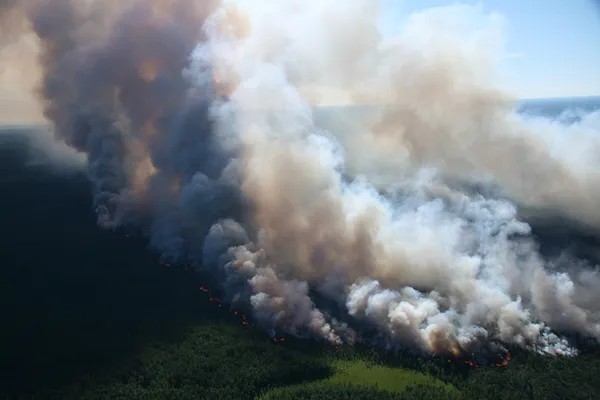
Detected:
[258,359,457,400]
[323,360,455,391]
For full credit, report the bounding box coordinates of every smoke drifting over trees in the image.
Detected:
[2,0,599,359]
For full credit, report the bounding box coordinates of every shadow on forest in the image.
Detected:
[0,129,215,396]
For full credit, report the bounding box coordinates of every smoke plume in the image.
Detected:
[3,0,600,359]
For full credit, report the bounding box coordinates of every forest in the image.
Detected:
[1,130,599,400]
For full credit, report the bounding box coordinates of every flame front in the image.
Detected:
[446,352,511,368]
[158,238,518,361]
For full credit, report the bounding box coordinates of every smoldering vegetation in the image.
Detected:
[1,0,599,362]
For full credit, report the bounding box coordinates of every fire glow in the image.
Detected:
[161,259,290,342]
[157,242,517,366]
[444,352,511,368]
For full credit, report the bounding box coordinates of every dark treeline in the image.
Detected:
[260,383,456,400]
[1,131,599,399]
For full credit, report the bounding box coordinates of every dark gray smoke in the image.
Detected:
[2,0,600,360]
[24,0,222,227]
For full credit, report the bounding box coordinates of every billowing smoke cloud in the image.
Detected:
[3,0,600,359]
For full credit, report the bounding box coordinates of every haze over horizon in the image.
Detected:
[1,0,599,124]
[380,0,600,100]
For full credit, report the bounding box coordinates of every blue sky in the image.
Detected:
[381,0,600,99]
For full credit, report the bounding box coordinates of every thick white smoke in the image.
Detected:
[186,0,600,357]
[4,0,599,360]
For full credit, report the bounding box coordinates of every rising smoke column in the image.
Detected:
[27,0,229,230]
[4,0,600,359]
[188,0,600,357]
[2,0,250,272]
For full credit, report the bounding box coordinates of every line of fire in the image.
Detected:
[158,257,517,367]
[120,232,517,368]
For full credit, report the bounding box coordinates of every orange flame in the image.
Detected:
[195,278,254,327]
[446,351,511,368]
[209,296,223,307]
[128,240,523,359]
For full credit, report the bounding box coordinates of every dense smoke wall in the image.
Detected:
[2,0,600,359]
